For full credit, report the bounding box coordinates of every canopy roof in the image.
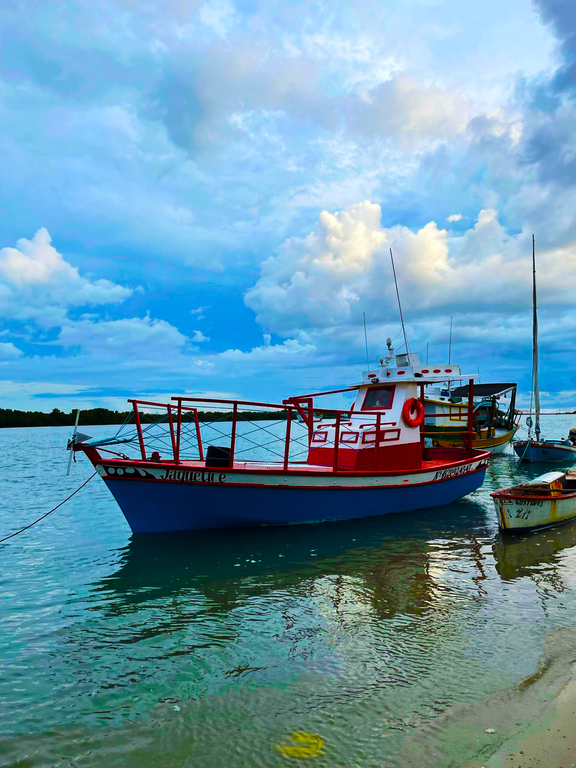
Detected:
[450,382,516,398]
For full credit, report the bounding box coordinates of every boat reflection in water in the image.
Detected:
[493,519,576,593]
[93,499,494,622]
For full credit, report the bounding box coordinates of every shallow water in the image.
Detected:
[1,417,576,767]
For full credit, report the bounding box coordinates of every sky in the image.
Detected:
[1,0,576,412]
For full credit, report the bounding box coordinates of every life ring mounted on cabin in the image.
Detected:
[401,398,425,429]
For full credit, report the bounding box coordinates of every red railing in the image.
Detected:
[127,399,203,462]
[122,379,477,469]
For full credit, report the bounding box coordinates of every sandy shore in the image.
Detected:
[399,626,576,768]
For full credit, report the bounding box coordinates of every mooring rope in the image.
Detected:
[0,471,98,545]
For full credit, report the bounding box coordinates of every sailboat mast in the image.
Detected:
[532,234,541,441]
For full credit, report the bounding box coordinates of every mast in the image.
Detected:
[363,312,370,370]
[532,234,541,441]
[390,248,410,355]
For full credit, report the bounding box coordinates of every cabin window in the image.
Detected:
[311,431,327,443]
[361,385,395,410]
[362,428,401,444]
[340,432,359,444]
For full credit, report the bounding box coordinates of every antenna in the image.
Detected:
[448,316,453,365]
[389,248,410,355]
[363,312,370,370]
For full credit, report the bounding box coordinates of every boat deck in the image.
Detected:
[141,452,478,474]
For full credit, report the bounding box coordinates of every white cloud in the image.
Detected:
[56,315,190,360]
[192,329,210,342]
[220,338,316,365]
[245,201,576,341]
[190,306,209,319]
[347,75,468,147]
[0,229,132,327]
[447,213,462,222]
[198,0,238,37]
[0,342,23,359]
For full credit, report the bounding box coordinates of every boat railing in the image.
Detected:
[121,396,333,469]
[170,396,362,470]
[112,382,476,470]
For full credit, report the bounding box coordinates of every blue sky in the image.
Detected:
[1,0,576,411]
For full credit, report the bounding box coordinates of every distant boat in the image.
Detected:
[492,470,576,532]
[424,382,518,454]
[513,235,576,463]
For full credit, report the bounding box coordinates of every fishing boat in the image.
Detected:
[69,350,490,533]
[492,471,576,532]
[513,235,576,463]
[424,382,518,454]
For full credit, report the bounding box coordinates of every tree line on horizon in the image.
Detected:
[0,407,292,429]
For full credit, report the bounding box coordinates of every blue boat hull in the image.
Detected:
[514,442,576,464]
[103,469,487,533]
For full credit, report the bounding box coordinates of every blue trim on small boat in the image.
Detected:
[103,469,487,533]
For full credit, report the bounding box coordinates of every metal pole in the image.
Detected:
[466,378,475,450]
[390,247,410,355]
[363,312,370,370]
[194,408,204,462]
[333,413,341,471]
[175,401,182,464]
[230,403,238,468]
[375,413,381,469]
[532,234,541,442]
[133,402,146,460]
[167,405,177,460]
[283,408,292,471]
[419,384,426,452]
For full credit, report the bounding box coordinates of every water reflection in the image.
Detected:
[89,499,495,620]
[493,520,576,595]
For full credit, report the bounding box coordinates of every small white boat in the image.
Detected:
[492,471,576,532]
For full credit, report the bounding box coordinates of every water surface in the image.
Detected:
[2,418,576,767]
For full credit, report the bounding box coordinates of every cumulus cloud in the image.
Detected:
[56,315,190,360]
[245,201,576,341]
[447,213,462,222]
[0,229,132,326]
[192,329,210,342]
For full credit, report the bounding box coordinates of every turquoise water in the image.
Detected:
[1,417,576,767]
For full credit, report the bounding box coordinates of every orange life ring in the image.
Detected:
[402,398,425,428]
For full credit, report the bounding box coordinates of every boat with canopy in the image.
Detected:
[424,382,518,453]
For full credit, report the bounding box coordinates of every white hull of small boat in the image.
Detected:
[492,471,576,532]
